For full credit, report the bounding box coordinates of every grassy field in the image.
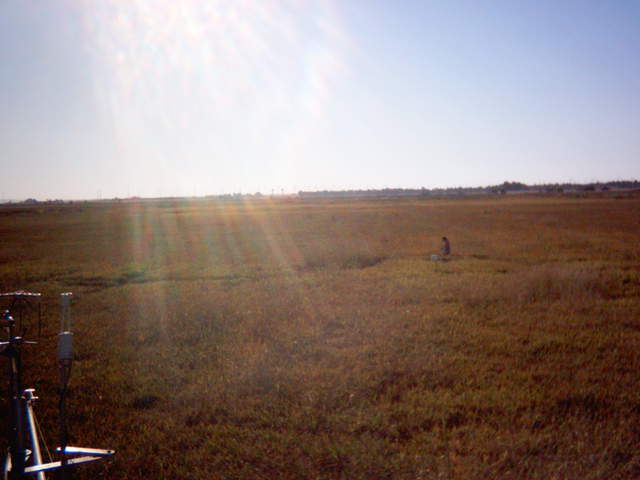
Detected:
[0,193,639,479]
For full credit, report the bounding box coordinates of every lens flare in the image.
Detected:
[77,0,351,196]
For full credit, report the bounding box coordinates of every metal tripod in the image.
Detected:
[1,292,114,479]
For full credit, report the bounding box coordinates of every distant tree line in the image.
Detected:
[4,180,638,204]
[298,180,640,198]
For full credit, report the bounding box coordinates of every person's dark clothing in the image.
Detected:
[441,237,450,256]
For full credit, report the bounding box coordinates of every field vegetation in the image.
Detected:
[0,193,639,479]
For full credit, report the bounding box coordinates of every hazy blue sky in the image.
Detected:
[1,0,638,199]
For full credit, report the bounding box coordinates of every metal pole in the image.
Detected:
[2,309,26,480]
[58,293,74,480]
[8,354,26,480]
[24,389,46,480]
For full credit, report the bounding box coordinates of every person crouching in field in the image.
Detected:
[440,236,451,257]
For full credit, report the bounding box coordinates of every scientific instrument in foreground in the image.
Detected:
[1,291,115,479]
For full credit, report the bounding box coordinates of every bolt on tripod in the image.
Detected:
[1,292,114,479]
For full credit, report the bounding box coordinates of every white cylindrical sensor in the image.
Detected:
[60,292,73,332]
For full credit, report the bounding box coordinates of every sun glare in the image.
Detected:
[77,0,350,196]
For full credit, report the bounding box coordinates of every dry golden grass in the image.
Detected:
[0,193,639,479]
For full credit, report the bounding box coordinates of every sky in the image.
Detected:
[1,0,639,200]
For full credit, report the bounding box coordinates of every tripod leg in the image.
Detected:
[24,390,46,480]
[3,451,11,480]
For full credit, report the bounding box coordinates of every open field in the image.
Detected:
[0,193,639,479]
